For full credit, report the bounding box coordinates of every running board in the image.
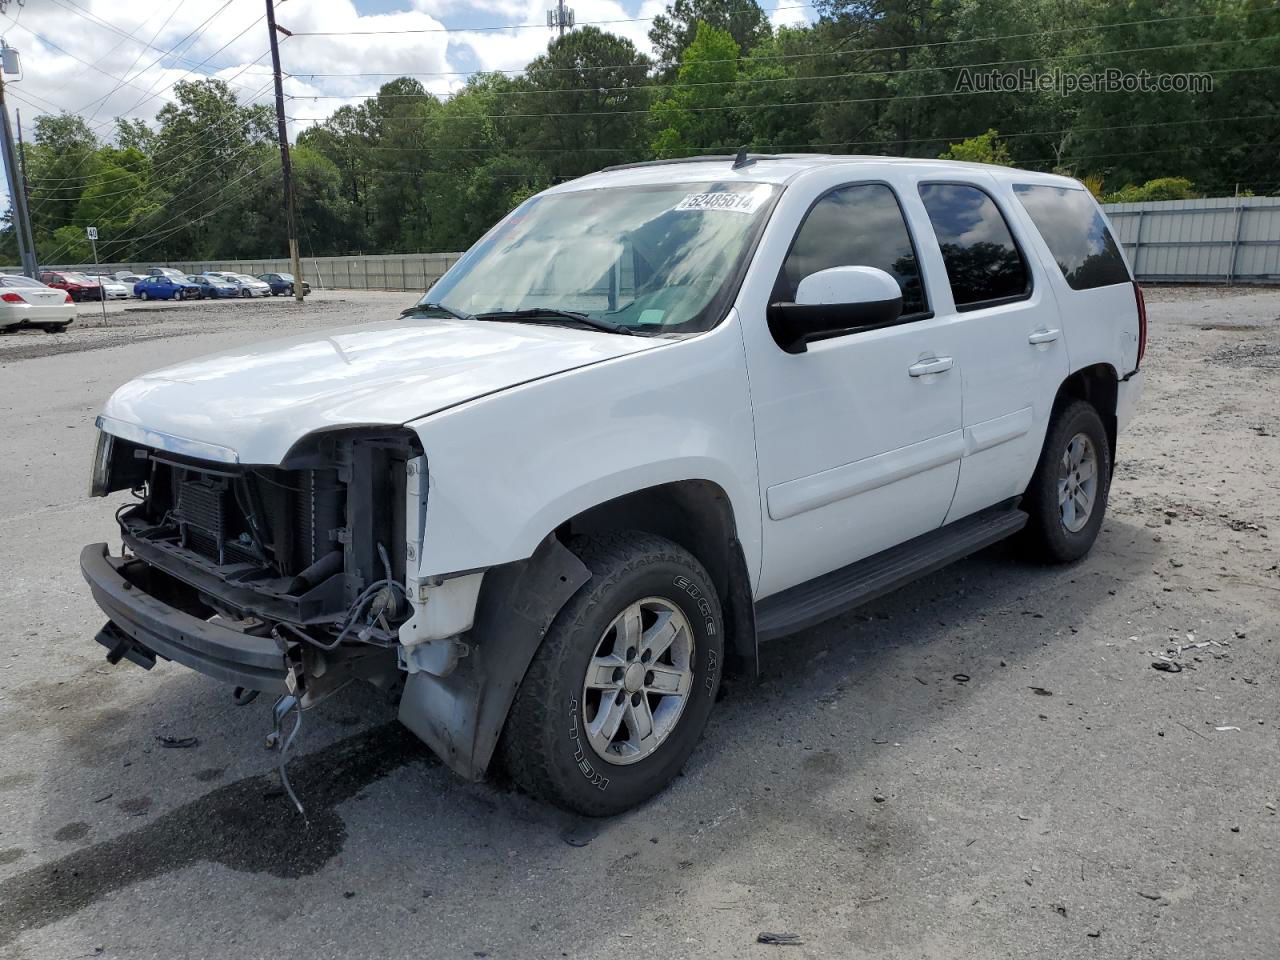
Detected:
[755,506,1028,642]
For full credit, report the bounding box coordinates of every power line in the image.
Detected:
[288,63,1280,125]
[52,0,272,92]
[289,2,817,36]
[293,112,1280,157]
[290,34,1280,102]
[91,11,267,131]
[286,4,1279,77]
[40,154,277,264]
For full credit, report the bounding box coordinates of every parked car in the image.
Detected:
[38,270,103,302]
[203,271,272,298]
[114,271,146,286]
[0,274,75,332]
[99,277,131,301]
[83,156,1145,816]
[148,267,190,281]
[133,274,200,301]
[186,274,239,299]
[258,272,311,296]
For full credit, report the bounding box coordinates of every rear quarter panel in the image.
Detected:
[1003,183,1140,379]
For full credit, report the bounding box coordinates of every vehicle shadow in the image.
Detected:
[1,517,1161,952]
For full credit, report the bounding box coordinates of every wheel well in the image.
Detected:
[1056,363,1118,461]
[559,480,758,678]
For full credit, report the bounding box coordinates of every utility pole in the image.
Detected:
[0,41,37,277]
[546,0,574,37]
[264,0,305,302]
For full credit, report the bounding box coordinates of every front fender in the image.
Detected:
[405,316,762,589]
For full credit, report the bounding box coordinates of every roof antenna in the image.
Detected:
[732,146,756,169]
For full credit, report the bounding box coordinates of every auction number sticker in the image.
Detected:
[674,191,764,214]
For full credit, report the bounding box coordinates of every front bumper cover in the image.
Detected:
[80,542,287,693]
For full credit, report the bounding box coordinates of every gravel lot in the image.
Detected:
[0,286,1276,960]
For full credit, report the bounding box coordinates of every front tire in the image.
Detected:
[1022,399,1111,563]
[140,291,150,301]
[500,533,724,816]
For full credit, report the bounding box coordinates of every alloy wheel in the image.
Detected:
[1058,432,1098,533]
[581,597,695,765]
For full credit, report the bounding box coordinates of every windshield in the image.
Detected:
[65,273,94,283]
[276,273,293,281]
[423,181,779,335]
[234,274,259,282]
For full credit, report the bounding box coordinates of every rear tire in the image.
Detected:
[500,533,724,816]
[240,289,250,298]
[1021,399,1111,563]
[43,323,70,334]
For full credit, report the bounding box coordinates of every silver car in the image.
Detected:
[203,272,272,298]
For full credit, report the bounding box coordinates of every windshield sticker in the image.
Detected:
[674,192,764,214]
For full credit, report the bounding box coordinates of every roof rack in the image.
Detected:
[599,153,815,173]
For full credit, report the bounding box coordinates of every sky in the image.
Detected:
[0,0,816,139]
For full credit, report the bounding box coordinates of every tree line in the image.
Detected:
[6,0,1277,266]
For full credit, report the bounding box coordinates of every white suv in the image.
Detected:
[83,155,1145,815]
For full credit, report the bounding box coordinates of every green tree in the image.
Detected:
[649,0,770,71]
[940,129,1013,164]
[650,23,743,158]
[519,28,653,180]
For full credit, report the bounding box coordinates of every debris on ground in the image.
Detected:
[757,932,804,946]
[1029,686,1053,696]
[1152,661,1183,673]
[560,820,600,847]
[155,735,199,749]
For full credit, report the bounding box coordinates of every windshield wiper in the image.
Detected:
[401,301,476,323]
[474,308,632,336]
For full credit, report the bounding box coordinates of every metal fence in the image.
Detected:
[13,195,1280,288]
[1105,196,1280,284]
[10,251,466,293]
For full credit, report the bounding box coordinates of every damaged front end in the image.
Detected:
[83,423,425,710]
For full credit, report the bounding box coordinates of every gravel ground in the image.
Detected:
[0,286,1276,960]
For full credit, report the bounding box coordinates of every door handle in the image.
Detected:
[1028,328,1060,345]
[908,356,954,377]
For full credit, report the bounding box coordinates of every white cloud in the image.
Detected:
[3,0,455,137]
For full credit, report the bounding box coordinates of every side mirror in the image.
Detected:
[767,265,904,354]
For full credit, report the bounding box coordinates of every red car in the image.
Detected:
[38,270,103,302]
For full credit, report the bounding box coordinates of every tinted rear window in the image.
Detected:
[1013,184,1131,290]
[918,183,1030,309]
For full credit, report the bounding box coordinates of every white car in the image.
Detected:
[83,155,1144,815]
[203,271,271,298]
[99,278,131,300]
[0,274,75,332]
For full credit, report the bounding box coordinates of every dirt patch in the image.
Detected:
[1206,341,1280,370]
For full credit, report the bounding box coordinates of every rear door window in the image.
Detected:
[918,183,1030,310]
[1013,184,1131,290]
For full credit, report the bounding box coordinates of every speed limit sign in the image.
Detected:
[86,226,98,240]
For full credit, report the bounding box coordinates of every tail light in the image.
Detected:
[63,292,73,303]
[1,292,24,303]
[1133,281,1147,367]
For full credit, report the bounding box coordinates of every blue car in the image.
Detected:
[134,275,201,301]
[186,274,239,299]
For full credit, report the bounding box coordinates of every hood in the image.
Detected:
[100,316,666,464]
